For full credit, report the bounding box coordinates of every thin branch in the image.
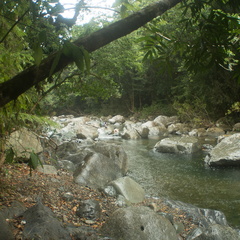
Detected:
[64,6,120,14]
[0,8,29,44]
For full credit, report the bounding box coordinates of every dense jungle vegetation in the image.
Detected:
[0,0,240,165]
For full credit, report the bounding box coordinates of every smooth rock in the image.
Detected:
[101,206,178,240]
[205,133,240,167]
[110,176,145,203]
[154,136,201,154]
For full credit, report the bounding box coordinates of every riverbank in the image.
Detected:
[0,163,197,239]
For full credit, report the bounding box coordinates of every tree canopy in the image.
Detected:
[0,0,239,122]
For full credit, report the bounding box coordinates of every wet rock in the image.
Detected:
[101,206,178,240]
[22,201,71,240]
[154,136,201,154]
[76,199,101,220]
[205,133,240,167]
[109,176,145,203]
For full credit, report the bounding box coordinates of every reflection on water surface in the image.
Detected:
[121,139,240,228]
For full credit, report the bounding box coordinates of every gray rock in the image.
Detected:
[36,165,58,175]
[7,128,43,158]
[110,176,145,203]
[164,199,227,228]
[74,152,121,188]
[0,213,14,240]
[101,206,178,240]
[205,127,225,138]
[154,136,201,154]
[76,199,101,220]
[62,192,74,201]
[103,185,117,197]
[167,123,188,135]
[0,200,26,219]
[22,201,71,240]
[0,201,23,240]
[115,195,129,207]
[233,122,240,131]
[93,142,128,175]
[108,115,125,124]
[186,224,240,240]
[58,160,76,171]
[205,133,240,167]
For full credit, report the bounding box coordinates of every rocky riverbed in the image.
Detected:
[0,163,197,239]
[2,114,240,239]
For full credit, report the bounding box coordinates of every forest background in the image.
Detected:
[0,0,240,149]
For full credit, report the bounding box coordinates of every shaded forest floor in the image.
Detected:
[0,163,197,239]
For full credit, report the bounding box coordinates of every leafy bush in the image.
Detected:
[139,102,176,119]
[173,99,212,127]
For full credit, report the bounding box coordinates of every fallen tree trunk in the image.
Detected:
[0,0,182,108]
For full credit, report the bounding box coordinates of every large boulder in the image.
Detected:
[101,206,178,240]
[153,115,179,127]
[22,201,71,240]
[73,143,128,189]
[0,201,26,240]
[205,133,240,167]
[7,128,43,158]
[154,136,201,154]
[109,176,145,203]
[186,224,240,240]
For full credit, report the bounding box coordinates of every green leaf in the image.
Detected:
[5,148,14,163]
[33,44,43,66]
[63,41,89,72]
[29,151,41,170]
[81,47,90,73]
[49,50,62,77]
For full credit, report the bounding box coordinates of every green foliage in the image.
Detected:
[139,102,176,119]
[226,102,240,115]
[173,98,212,127]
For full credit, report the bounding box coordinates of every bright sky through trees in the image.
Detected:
[59,0,116,24]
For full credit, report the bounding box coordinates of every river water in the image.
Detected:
[118,138,240,228]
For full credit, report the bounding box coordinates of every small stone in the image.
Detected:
[62,192,74,201]
[85,219,95,224]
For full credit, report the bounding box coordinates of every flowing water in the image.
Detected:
[119,138,240,228]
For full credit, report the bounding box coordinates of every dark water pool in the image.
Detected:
[121,139,240,228]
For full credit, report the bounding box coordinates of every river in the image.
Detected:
[119,138,240,229]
